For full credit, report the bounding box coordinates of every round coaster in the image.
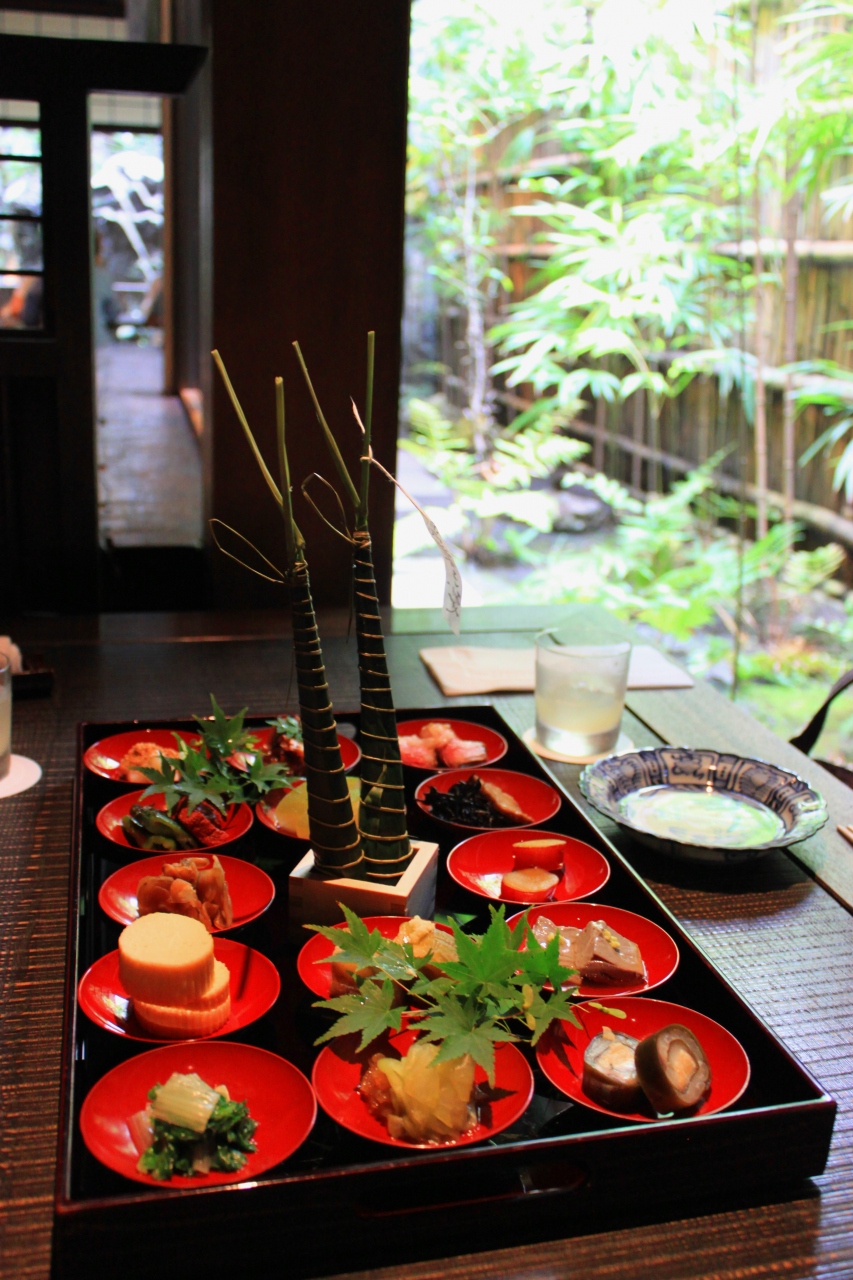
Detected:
[522,726,634,766]
[0,754,42,798]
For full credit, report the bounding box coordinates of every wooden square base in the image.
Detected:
[288,839,439,936]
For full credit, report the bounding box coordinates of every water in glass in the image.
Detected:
[535,636,630,758]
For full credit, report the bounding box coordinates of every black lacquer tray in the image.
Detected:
[53,706,836,1280]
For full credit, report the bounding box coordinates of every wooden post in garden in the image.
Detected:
[782,181,800,524]
[754,184,769,539]
[751,8,769,541]
[632,388,644,492]
[593,394,606,472]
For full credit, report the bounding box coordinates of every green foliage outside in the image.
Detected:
[399,0,853,759]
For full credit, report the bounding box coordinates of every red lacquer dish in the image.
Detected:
[98,853,275,931]
[415,767,561,832]
[536,997,750,1123]
[447,828,610,905]
[80,1040,316,1186]
[312,1027,534,1149]
[83,728,202,782]
[506,902,679,997]
[255,733,362,839]
[96,790,253,851]
[249,726,361,774]
[396,718,508,771]
[296,915,456,1000]
[78,937,280,1042]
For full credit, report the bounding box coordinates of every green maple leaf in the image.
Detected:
[139,742,233,814]
[522,985,580,1046]
[267,715,302,742]
[224,750,294,804]
[194,694,258,763]
[312,978,404,1051]
[310,905,580,1084]
[436,907,521,1001]
[515,924,577,992]
[305,903,425,983]
[416,996,517,1085]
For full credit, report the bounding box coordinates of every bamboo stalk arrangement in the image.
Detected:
[212,351,364,880]
[294,334,413,884]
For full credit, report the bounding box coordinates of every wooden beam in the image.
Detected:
[0,0,123,12]
[497,237,853,262]
[717,238,853,262]
[565,417,853,548]
[0,32,205,96]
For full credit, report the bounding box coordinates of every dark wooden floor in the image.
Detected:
[96,345,203,549]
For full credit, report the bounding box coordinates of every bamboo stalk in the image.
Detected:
[360,330,375,524]
[753,185,768,539]
[289,558,365,877]
[593,392,605,472]
[214,351,363,878]
[292,341,361,510]
[296,334,412,883]
[632,388,644,492]
[212,350,283,510]
[352,527,411,880]
[782,180,800,525]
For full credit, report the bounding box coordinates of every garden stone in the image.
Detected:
[552,484,614,533]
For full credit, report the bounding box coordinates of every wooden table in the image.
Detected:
[3,609,853,1279]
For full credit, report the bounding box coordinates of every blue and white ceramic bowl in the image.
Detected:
[579,746,828,864]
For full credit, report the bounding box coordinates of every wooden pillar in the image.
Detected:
[41,88,99,610]
[209,0,411,609]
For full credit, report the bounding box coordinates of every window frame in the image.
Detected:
[0,110,45,334]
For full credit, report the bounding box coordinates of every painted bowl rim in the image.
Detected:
[578,745,828,851]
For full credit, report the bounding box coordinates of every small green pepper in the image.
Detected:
[129,805,196,850]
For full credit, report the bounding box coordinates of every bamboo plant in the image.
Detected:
[294,334,413,884]
[212,351,364,879]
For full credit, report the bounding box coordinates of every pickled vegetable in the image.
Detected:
[500,867,560,902]
[359,1040,476,1143]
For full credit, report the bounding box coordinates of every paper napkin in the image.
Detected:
[419,644,693,698]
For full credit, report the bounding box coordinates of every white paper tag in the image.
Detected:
[360,437,462,634]
[421,511,462,634]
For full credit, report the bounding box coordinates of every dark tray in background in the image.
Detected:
[53,706,836,1280]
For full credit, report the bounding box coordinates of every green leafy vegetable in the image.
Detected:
[136,1087,258,1181]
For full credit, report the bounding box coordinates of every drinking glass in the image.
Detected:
[535,629,631,758]
[0,658,11,780]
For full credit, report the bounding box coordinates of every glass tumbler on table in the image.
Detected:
[0,658,11,780]
[535,630,631,758]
